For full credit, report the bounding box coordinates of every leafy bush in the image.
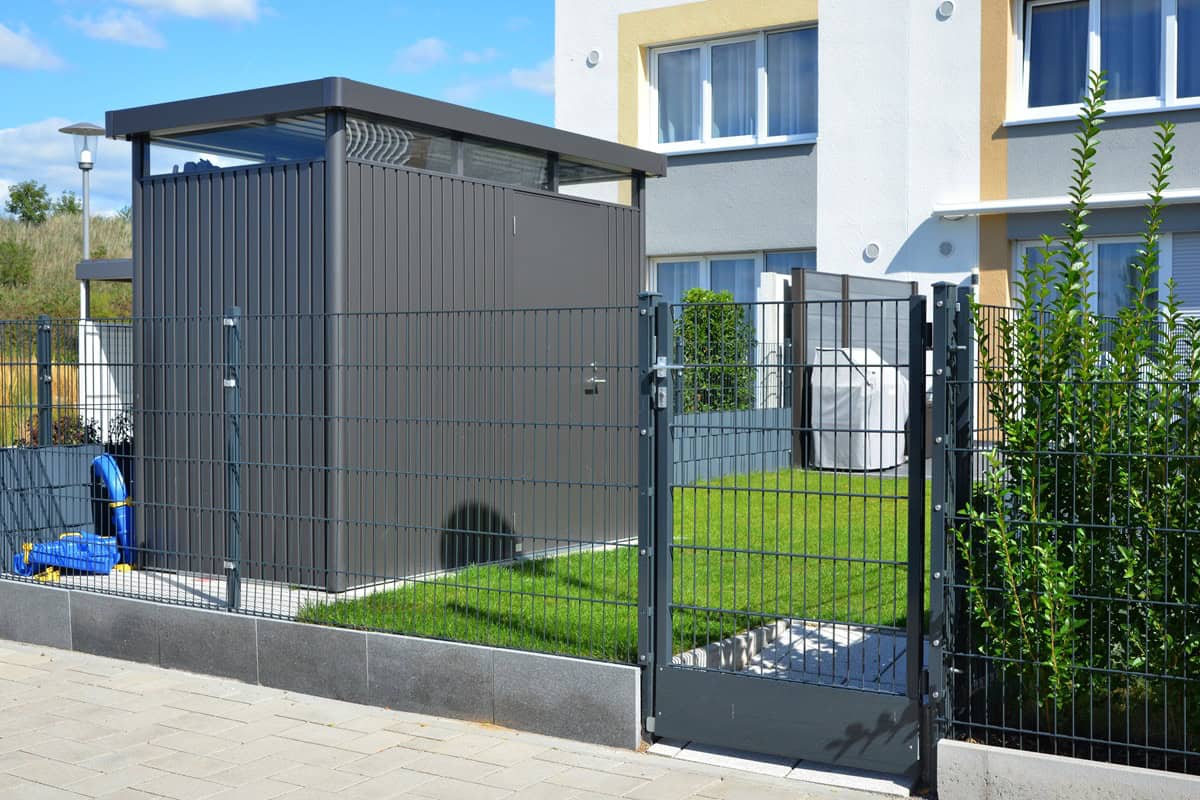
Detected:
[5,180,51,225]
[0,240,34,287]
[14,414,101,447]
[962,71,1199,748]
[674,287,755,413]
[52,191,81,216]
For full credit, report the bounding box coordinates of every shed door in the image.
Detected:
[512,191,622,307]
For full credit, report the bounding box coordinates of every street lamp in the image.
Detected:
[59,122,105,319]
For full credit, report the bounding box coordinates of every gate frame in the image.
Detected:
[642,293,933,779]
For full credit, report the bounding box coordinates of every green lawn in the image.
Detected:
[299,468,931,663]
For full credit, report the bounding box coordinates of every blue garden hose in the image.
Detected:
[92,453,134,565]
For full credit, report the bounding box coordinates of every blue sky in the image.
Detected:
[0,0,554,214]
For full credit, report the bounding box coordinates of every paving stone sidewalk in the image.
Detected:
[0,638,888,799]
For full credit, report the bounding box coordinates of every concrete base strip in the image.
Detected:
[0,578,640,750]
[938,740,1200,800]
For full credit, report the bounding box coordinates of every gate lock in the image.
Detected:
[653,356,685,409]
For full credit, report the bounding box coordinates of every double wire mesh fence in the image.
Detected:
[1,308,643,663]
[939,296,1200,774]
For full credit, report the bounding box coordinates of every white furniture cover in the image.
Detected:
[810,347,908,471]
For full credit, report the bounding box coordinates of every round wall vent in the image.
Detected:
[863,242,881,262]
[586,49,602,68]
[937,1,955,20]
[939,241,955,257]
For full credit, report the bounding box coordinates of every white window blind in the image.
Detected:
[1172,233,1200,311]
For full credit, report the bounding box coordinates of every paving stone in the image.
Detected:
[471,738,550,766]
[7,756,102,788]
[545,765,650,795]
[159,711,245,736]
[336,745,427,777]
[207,756,303,787]
[131,771,227,799]
[274,763,367,792]
[484,758,571,790]
[409,776,514,800]
[0,780,80,800]
[20,736,105,764]
[330,770,435,799]
[206,779,297,800]
[71,764,169,799]
[142,751,240,780]
[156,731,239,756]
[406,752,501,781]
[625,769,722,800]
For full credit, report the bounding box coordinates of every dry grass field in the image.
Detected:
[0,213,132,320]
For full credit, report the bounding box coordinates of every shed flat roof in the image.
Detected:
[106,77,666,177]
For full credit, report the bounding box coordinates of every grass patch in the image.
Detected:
[299,467,931,663]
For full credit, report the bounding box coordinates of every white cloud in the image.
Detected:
[120,0,260,22]
[66,10,166,48]
[461,47,499,65]
[0,23,64,70]
[509,59,553,95]
[443,58,555,105]
[393,37,449,73]
[0,118,131,217]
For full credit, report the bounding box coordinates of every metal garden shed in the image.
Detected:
[106,78,665,592]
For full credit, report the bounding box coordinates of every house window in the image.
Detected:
[764,249,817,274]
[653,250,815,307]
[1181,0,1200,98]
[1018,0,1196,117]
[1026,0,1089,108]
[650,27,817,152]
[1015,237,1165,315]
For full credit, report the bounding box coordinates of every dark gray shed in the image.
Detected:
[108,78,665,592]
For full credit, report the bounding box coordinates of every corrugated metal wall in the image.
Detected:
[135,161,328,585]
[341,162,643,582]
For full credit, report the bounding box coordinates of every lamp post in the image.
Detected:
[59,122,105,319]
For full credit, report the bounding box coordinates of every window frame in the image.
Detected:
[1013,234,1175,312]
[1011,0,1198,123]
[648,27,817,155]
[651,249,818,303]
[652,252,763,302]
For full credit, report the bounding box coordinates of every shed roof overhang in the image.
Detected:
[106,77,667,177]
[76,258,133,282]
[932,187,1200,218]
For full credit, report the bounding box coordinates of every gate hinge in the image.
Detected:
[644,715,657,733]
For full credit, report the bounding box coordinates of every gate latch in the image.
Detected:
[653,356,685,379]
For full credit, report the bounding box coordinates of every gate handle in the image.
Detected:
[585,362,607,394]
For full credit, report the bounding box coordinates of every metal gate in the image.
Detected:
[640,294,929,780]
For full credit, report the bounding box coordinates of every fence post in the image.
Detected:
[927,282,969,789]
[650,301,674,732]
[637,292,659,731]
[223,308,242,611]
[36,315,52,447]
[905,295,927,700]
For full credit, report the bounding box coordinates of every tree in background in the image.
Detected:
[52,191,81,216]
[0,240,34,287]
[5,180,52,225]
